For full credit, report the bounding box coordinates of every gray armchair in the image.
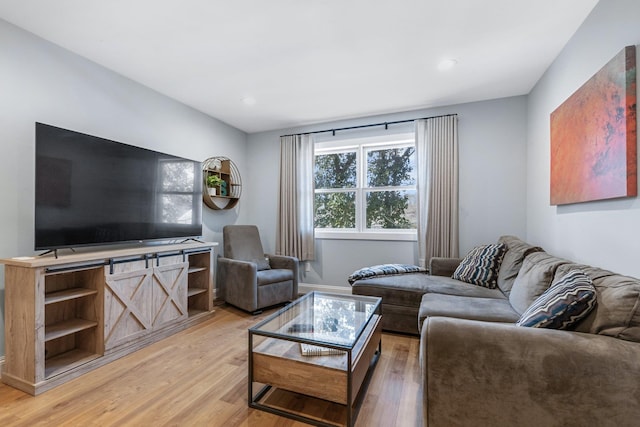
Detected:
[217,225,299,314]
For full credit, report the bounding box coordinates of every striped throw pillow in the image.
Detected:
[452,243,507,288]
[516,270,596,329]
[348,264,426,284]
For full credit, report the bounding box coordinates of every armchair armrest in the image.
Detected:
[429,257,462,276]
[266,254,299,298]
[421,317,640,427]
[217,257,258,311]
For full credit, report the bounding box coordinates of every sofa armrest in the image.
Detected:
[421,317,640,427]
[428,257,461,276]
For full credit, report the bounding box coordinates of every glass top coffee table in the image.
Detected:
[248,291,382,427]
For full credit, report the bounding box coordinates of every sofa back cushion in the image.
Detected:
[556,263,640,343]
[497,235,543,297]
[509,252,569,314]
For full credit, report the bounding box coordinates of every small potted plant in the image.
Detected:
[206,175,224,196]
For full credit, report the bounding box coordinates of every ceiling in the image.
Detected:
[0,0,599,134]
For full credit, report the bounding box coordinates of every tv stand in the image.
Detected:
[1,241,217,395]
[180,237,205,244]
[39,247,76,259]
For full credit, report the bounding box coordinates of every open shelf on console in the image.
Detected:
[44,349,102,379]
[45,288,98,305]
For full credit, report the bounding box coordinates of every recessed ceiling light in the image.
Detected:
[242,96,257,106]
[438,59,458,71]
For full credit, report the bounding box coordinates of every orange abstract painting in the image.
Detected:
[550,46,637,205]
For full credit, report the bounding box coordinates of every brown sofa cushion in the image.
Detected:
[418,293,520,330]
[497,235,543,296]
[555,263,640,343]
[352,273,504,309]
[509,252,569,314]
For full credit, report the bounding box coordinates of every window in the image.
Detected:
[314,133,417,240]
[158,160,198,224]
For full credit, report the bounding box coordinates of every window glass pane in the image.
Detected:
[161,161,195,192]
[366,147,416,187]
[314,192,356,228]
[161,194,194,224]
[315,152,357,189]
[366,190,417,229]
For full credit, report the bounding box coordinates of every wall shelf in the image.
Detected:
[202,156,242,210]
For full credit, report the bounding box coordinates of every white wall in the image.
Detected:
[0,19,248,357]
[247,96,528,286]
[526,0,640,277]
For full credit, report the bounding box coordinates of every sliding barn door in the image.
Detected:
[104,257,188,350]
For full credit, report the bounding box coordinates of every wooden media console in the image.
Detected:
[1,241,217,395]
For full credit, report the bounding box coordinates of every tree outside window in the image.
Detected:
[314,134,417,237]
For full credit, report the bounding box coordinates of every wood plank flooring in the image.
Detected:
[0,304,422,427]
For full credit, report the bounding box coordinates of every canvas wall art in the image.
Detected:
[550,45,637,205]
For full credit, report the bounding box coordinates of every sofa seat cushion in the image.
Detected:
[351,273,505,309]
[516,270,596,329]
[418,293,520,330]
[497,235,543,296]
[509,251,570,314]
[351,273,432,308]
[452,243,507,288]
[256,268,294,286]
[555,263,640,343]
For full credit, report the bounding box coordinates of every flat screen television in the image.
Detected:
[35,122,203,250]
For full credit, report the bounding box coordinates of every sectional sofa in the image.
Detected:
[351,235,640,426]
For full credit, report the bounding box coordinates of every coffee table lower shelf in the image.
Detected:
[249,314,382,427]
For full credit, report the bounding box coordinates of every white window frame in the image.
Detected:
[314,132,417,241]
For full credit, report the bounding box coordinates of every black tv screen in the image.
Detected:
[35,123,203,250]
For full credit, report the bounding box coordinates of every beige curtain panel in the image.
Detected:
[277,134,315,261]
[415,115,459,268]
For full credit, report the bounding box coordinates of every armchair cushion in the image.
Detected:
[257,268,294,286]
[223,225,266,261]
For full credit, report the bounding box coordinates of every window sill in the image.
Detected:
[314,230,417,242]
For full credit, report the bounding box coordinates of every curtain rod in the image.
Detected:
[280,113,457,138]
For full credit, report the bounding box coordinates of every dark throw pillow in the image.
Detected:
[252,257,271,271]
[516,270,597,330]
[348,264,426,285]
[452,243,507,288]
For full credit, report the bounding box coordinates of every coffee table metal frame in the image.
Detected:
[248,291,382,427]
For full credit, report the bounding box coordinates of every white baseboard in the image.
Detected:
[299,283,352,295]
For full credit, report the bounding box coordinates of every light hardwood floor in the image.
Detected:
[0,304,422,427]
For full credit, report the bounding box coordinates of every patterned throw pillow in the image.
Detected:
[452,243,507,288]
[516,270,596,329]
[348,264,426,284]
